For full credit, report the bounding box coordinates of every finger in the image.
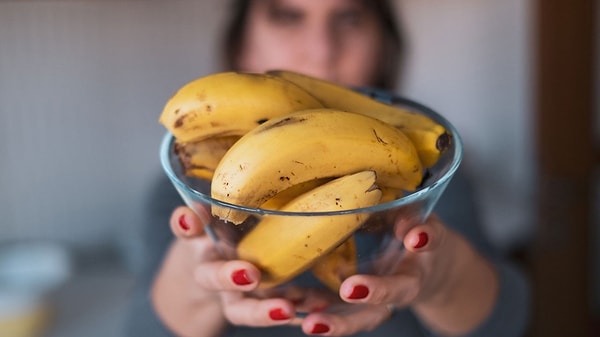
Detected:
[169,205,209,238]
[403,214,445,253]
[300,304,392,336]
[220,293,296,327]
[193,259,262,292]
[392,215,418,241]
[283,286,339,314]
[339,273,421,307]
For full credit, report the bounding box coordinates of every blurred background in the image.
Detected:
[0,0,597,336]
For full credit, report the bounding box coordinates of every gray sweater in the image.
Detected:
[124,167,530,337]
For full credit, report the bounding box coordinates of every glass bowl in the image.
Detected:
[160,93,462,313]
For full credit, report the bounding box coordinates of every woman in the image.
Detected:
[127,1,530,336]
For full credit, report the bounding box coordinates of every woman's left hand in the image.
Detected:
[297,214,499,336]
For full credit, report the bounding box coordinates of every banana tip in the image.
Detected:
[436,132,452,152]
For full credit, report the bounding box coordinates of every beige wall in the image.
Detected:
[0,0,228,254]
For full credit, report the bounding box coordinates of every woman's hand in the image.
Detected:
[150,206,297,337]
[298,214,499,336]
[151,206,499,337]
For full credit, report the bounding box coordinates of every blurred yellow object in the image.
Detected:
[0,241,72,337]
[0,292,51,337]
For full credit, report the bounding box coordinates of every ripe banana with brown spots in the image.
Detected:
[267,70,451,168]
[174,136,240,180]
[211,108,423,224]
[237,170,381,288]
[159,71,324,142]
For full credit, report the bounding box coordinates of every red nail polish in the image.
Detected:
[178,214,190,231]
[311,323,330,334]
[231,269,252,285]
[413,232,428,249]
[269,308,290,320]
[348,285,369,299]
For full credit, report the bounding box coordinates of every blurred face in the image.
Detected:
[236,0,386,88]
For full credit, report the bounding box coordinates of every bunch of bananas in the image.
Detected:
[159,71,451,289]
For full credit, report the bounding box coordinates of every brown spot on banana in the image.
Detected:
[195,91,206,101]
[257,115,308,132]
[174,115,185,128]
[373,129,388,145]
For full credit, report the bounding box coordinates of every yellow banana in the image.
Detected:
[310,237,357,292]
[380,185,405,204]
[267,70,451,168]
[260,177,356,291]
[174,136,240,180]
[211,109,423,224]
[159,72,324,142]
[260,177,357,291]
[237,170,382,288]
[260,178,332,210]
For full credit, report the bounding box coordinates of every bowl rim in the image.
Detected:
[160,95,463,217]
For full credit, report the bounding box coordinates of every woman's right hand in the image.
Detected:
[150,206,297,337]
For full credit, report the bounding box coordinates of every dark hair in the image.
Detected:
[221,0,404,90]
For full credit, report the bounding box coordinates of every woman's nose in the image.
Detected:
[296,24,338,81]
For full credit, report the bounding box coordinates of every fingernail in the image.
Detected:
[269,308,290,320]
[231,269,252,285]
[348,285,369,299]
[178,214,190,231]
[413,232,428,249]
[311,323,330,334]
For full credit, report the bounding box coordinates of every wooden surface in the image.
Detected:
[531,0,597,336]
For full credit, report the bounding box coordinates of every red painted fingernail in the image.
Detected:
[311,323,330,334]
[413,232,429,249]
[231,269,252,285]
[348,285,369,299]
[269,308,290,320]
[178,214,190,231]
